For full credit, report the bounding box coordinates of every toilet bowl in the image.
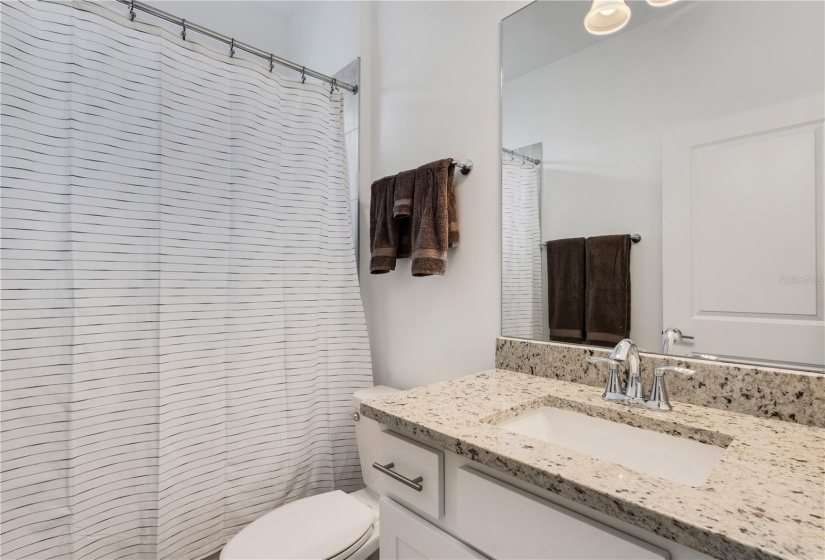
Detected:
[220,385,399,560]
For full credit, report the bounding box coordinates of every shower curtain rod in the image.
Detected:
[115,0,358,94]
[502,147,540,166]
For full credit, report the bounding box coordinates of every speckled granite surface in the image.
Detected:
[362,370,825,560]
[496,337,825,428]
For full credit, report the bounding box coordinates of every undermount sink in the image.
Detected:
[497,407,727,487]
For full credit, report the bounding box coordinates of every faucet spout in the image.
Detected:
[609,339,644,403]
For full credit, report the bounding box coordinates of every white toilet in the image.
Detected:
[221,385,399,560]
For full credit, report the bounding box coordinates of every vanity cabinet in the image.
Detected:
[376,427,714,560]
[380,497,485,560]
[454,467,668,559]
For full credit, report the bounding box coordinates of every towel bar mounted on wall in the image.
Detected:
[539,234,641,249]
[454,159,473,175]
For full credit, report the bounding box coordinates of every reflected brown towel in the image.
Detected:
[546,238,586,343]
[393,169,416,259]
[369,175,398,274]
[584,234,631,346]
[410,159,458,276]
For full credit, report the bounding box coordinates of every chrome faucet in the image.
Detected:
[661,328,694,355]
[610,339,645,404]
[586,356,626,401]
[587,338,695,411]
[646,366,695,410]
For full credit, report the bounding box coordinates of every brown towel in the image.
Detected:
[369,175,398,274]
[584,234,631,346]
[410,159,458,276]
[393,169,416,259]
[546,238,586,343]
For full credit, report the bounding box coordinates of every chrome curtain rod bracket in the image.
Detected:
[114,0,358,93]
[455,159,473,176]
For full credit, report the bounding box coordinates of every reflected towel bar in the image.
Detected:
[539,234,641,249]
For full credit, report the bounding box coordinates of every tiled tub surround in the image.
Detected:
[361,370,825,560]
[496,337,825,428]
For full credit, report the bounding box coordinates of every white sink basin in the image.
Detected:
[497,407,727,487]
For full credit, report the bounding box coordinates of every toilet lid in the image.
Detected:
[221,490,376,560]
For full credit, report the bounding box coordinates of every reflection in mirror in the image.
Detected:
[501,0,824,372]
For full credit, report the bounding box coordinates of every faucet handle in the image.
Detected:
[587,356,619,367]
[587,357,626,401]
[654,365,695,377]
[645,366,695,411]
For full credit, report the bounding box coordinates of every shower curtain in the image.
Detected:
[1,2,372,559]
[501,159,543,340]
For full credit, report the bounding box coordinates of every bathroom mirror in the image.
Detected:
[501,0,825,372]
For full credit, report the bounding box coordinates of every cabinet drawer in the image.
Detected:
[375,429,444,519]
[455,467,669,559]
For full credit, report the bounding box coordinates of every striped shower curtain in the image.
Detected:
[1,1,372,559]
[501,159,543,340]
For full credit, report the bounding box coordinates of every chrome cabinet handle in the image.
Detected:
[372,462,424,492]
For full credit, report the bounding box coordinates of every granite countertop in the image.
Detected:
[361,369,825,560]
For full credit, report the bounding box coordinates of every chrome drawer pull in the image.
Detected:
[372,462,424,492]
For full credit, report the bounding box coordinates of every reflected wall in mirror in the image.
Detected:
[501,0,825,372]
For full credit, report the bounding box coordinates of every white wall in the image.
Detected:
[287,1,360,77]
[141,1,290,63]
[360,1,529,390]
[503,0,825,352]
[140,1,359,80]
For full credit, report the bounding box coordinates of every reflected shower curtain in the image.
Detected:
[501,159,543,340]
[1,2,372,559]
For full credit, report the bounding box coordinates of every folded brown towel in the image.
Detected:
[393,169,416,259]
[410,159,458,276]
[369,175,398,274]
[546,238,586,343]
[584,234,631,346]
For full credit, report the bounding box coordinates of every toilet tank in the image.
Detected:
[353,386,399,495]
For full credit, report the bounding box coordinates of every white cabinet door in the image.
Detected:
[662,95,824,366]
[454,467,669,560]
[379,497,485,560]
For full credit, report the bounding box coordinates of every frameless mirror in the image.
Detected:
[501,0,824,372]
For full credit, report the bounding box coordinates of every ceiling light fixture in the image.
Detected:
[584,0,632,35]
[647,0,679,6]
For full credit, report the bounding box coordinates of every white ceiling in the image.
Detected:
[503,0,688,82]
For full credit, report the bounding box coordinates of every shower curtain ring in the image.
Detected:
[301,67,306,83]
[269,54,274,72]
[180,19,186,40]
[330,79,337,94]
[229,38,235,57]
[129,0,136,21]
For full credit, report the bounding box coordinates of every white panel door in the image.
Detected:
[662,96,824,366]
[379,497,485,560]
